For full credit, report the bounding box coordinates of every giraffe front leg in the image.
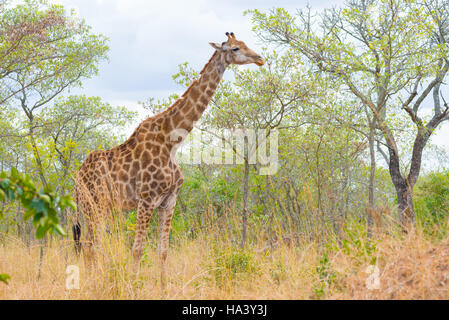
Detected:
[158,203,175,288]
[132,199,156,271]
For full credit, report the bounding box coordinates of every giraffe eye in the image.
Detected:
[232,47,240,52]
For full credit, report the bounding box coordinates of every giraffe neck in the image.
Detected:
[163,50,229,135]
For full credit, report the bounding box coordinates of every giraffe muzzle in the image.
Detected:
[254,56,265,66]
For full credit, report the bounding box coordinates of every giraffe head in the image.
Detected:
[209,32,265,66]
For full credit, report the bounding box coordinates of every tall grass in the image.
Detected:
[1,213,449,299]
[2,173,448,299]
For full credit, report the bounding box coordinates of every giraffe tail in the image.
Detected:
[72,186,82,255]
[73,221,82,255]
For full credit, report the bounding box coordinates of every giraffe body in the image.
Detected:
[74,33,264,286]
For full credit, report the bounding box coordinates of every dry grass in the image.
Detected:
[1,226,449,299]
[329,231,449,299]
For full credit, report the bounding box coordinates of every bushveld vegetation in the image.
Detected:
[1,0,449,299]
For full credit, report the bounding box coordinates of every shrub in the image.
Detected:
[414,171,449,238]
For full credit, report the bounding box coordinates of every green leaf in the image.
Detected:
[23,208,36,221]
[0,273,11,284]
[36,225,50,239]
[0,179,10,189]
[38,194,51,204]
[10,167,19,180]
[54,224,67,237]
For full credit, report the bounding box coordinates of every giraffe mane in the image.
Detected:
[199,50,219,75]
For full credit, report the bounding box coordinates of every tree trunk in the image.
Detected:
[367,118,376,238]
[395,180,415,229]
[387,141,417,231]
[241,158,249,249]
[385,131,416,232]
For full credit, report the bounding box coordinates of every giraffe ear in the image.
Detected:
[209,42,222,51]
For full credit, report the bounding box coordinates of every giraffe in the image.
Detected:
[73,32,264,286]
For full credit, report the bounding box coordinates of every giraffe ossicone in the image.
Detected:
[73,32,264,286]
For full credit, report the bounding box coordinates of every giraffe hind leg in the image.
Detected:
[132,199,158,271]
[157,193,178,288]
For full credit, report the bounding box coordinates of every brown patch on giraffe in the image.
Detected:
[162,145,170,154]
[141,184,149,192]
[130,161,140,176]
[156,133,165,144]
[126,185,133,196]
[201,73,210,83]
[179,120,193,131]
[142,122,152,130]
[186,110,198,122]
[113,163,120,172]
[180,100,193,113]
[145,132,156,140]
[141,191,150,198]
[172,111,183,126]
[200,95,209,106]
[127,137,137,149]
[143,171,152,181]
[160,181,168,190]
[137,130,146,140]
[197,104,207,113]
[119,170,128,182]
[162,119,173,132]
[152,145,161,155]
[125,153,133,163]
[209,81,218,90]
[200,83,208,91]
[181,79,198,98]
[154,169,164,180]
[160,154,169,164]
[146,142,157,151]
[134,144,144,158]
[141,150,151,167]
[189,86,200,101]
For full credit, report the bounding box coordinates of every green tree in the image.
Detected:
[1,0,108,189]
[166,51,312,247]
[37,95,137,196]
[414,170,449,237]
[249,0,449,229]
[1,0,108,105]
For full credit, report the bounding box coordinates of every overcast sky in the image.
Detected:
[49,0,449,165]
